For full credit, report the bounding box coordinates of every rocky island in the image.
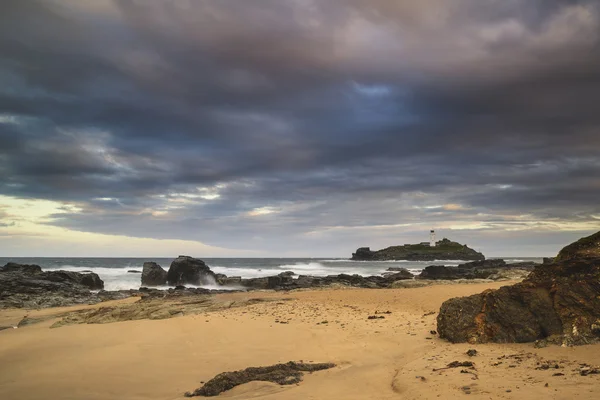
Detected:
[352,238,485,261]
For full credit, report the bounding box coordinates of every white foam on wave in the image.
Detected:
[210,266,280,278]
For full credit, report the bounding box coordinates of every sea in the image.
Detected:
[0,257,543,292]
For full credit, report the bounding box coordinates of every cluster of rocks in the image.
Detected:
[217,269,416,290]
[0,263,106,308]
[437,230,600,346]
[142,256,216,286]
[141,256,537,292]
[416,259,537,280]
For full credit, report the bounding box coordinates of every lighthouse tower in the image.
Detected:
[430,230,436,247]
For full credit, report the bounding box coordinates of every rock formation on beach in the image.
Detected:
[0,263,106,308]
[554,230,600,261]
[417,259,536,280]
[166,256,216,286]
[141,262,168,286]
[352,238,485,261]
[437,230,600,346]
[184,362,336,397]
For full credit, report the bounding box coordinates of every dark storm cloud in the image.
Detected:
[1,0,599,254]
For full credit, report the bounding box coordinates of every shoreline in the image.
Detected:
[1,281,599,399]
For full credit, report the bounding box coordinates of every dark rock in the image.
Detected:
[184,361,336,397]
[278,271,296,277]
[543,257,554,265]
[267,275,294,289]
[437,253,600,345]
[141,262,168,286]
[386,267,406,272]
[417,259,538,281]
[418,265,462,280]
[78,273,104,290]
[1,263,42,275]
[555,231,600,261]
[466,349,477,357]
[127,270,141,273]
[352,247,377,260]
[459,259,506,269]
[239,277,269,289]
[0,263,105,309]
[352,238,485,261]
[167,256,216,286]
[383,269,414,280]
[32,270,104,290]
[238,270,415,291]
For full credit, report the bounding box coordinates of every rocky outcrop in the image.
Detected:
[555,231,600,261]
[141,262,168,286]
[225,269,415,291]
[417,259,536,280]
[0,263,105,309]
[437,256,600,345]
[167,256,217,286]
[184,362,336,397]
[352,238,485,261]
[2,262,42,274]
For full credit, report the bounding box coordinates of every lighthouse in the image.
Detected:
[430,230,436,247]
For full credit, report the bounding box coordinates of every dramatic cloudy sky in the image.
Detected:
[1,0,599,257]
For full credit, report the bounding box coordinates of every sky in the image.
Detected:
[1,0,599,257]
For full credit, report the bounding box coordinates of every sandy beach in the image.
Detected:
[1,281,599,400]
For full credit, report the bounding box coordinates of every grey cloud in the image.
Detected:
[1,0,599,255]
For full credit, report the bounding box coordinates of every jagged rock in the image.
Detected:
[1,263,42,275]
[418,265,462,280]
[555,231,600,261]
[28,270,104,290]
[267,275,294,289]
[437,256,600,345]
[241,270,414,291]
[0,263,105,308]
[543,257,554,265]
[141,262,168,286]
[417,259,537,280]
[78,272,104,290]
[167,256,216,286]
[352,238,485,261]
[278,271,296,277]
[184,362,336,397]
[127,270,141,273]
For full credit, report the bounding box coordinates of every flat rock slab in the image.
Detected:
[184,361,336,397]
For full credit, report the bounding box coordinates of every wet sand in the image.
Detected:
[1,281,599,399]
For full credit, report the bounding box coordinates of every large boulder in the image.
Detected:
[555,231,600,261]
[167,256,216,286]
[141,262,168,286]
[437,256,600,345]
